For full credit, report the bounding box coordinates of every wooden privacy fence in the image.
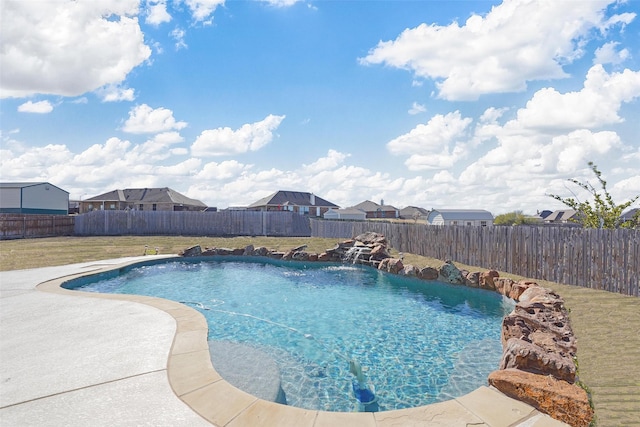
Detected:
[74,210,312,237]
[310,219,640,297]
[0,214,75,240]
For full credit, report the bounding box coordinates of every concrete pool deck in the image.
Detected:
[1,256,568,426]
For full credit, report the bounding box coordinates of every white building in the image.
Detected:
[426,209,493,226]
[323,208,367,221]
[0,182,69,215]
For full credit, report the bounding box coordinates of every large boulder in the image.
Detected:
[317,252,330,262]
[488,369,593,427]
[370,244,390,261]
[479,270,499,290]
[254,246,269,256]
[419,266,439,280]
[509,280,539,301]
[292,251,309,261]
[180,245,202,257]
[400,264,419,277]
[379,258,404,274]
[495,278,515,297]
[354,232,387,246]
[465,271,480,287]
[500,338,576,383]
[502,297,576,358]
[438,261,466,285]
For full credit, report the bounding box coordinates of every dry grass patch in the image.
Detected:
[0,236,340,271]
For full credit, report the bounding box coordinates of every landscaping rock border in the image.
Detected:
[179,232,593,427]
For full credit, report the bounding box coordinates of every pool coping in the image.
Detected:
[36,256,568,427]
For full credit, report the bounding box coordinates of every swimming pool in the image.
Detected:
[66,257,513,412]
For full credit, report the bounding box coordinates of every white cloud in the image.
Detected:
[611,175,640,203]
[408,102,426,115]
[387,111,472,170]
[360,0,628,100]
[513,65,640,131]
[171,27,188,50]
[194,160,251,180]
[540,130,621,173]
[302,149,349,174]
[72,138,132,166]
[185,0,225,23]
[259,0,302,7]
[191,114,285,157]
[145,0,172,26]
[0,0,151,98]
[479,107,508,124]
[122,104,188,134]
[98,85,136,102]
[17,100,53,114]
[593,41,630,65]
[133,132,185,161]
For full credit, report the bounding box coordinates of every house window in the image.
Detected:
[110,204,116,210]
[139,204,144,210]
[88,203,94,211]
[481,221,487,227]
[152,204,157,211]
[466,222,472,226]
[452,221,458,225]
[300,206,310,215]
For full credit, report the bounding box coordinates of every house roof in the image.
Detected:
[85,188,206,207]
[544,210,578,222]
[351,200,398,212]
[247,190,339,208]
[0,182,69,193]
[621,208,639,221]
[399,206,429,217]
[429,209,494,221]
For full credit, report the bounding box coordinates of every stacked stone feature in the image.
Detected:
[489,284,594,427]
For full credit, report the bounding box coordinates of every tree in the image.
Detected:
[494,211,537,226]
[548,162,639,229]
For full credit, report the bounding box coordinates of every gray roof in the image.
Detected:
[429,209,494,221]
[85,188,206,207]
[248,190,338,208]
[0,182,69,193]
[621,208,639,221]
[351,200,398,212]
[544,210,578,222]
[399,206,429,217]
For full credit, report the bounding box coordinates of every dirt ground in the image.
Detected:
[1,236,638,425]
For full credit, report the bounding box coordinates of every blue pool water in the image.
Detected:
[66,257,513,412]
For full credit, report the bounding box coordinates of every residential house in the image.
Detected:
[351,200,399,219]
[399,206,430,221]
[323,207,367,221]
[426,209,494,226]
[543,210,581,225]
[620,208,639,226]
[537,210,553,220]
[0,182,69,215]
[79,187,207,213]
[247,190,339,217]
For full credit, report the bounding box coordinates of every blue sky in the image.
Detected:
[1,0,639,214]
